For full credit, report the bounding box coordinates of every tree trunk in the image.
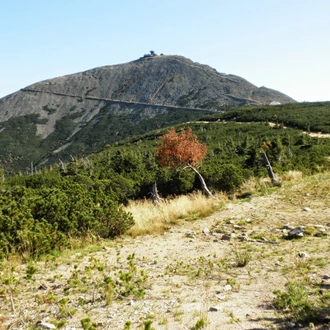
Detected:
[151,181,162,205]
[187,164,214,198]
[261,152,278,184]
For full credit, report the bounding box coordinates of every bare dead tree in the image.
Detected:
[150,181,163,206]
[261,152,278,184]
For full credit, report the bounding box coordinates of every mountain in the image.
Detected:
[0,54,295,173]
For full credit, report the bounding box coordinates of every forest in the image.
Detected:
[1,101,330,260]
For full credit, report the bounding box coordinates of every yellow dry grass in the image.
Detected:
[278,170,304,182]
[126,171,306,236]
[125,191,226,236]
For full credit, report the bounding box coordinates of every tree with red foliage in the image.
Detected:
[156,127,213,197]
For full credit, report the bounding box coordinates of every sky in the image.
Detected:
[1,0,329,102]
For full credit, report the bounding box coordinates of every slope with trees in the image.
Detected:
[1,103,330,261]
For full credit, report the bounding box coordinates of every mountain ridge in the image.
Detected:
[0,54,295,172]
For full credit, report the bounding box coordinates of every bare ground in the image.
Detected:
[1,174,330,329]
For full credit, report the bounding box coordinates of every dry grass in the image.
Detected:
[278,170,304,182]
[237,171,305,198]
[126,173,305,237]
[125,191,227,236]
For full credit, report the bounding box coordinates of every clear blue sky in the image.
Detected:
[1,0,329,102]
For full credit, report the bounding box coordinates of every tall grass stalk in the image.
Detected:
[125,191,225,236]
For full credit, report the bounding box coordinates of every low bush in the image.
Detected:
[0,183,134,260]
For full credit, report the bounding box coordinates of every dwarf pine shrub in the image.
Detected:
[0,183,134,260]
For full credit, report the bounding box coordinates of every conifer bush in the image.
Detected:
[0,182,134,260]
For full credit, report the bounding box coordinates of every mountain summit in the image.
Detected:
[0,54,295,172]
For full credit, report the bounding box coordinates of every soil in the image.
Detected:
[1,178,330,330]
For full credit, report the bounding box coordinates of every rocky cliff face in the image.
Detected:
[0,55,295,172]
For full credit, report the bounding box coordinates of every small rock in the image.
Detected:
[216,295,226,300]
[221,233,233,240]
[285,322,296,328]
[203,227,210,235]
[238,233,248,241]
[224,284,232,291]
[286,226,304,239]
[314,224,324,229]
[208,306,221,312]
[35,321,56,329]
[303,207,312,212]
[185,231,196,237]
[298,252,310,259]
[323,274,330,279]
[233,224,242,230]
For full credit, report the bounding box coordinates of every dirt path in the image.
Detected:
[1,179,330,329]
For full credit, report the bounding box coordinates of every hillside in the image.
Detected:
[1,99,330,328]
[0,54,295,173]
[1,172,329,329]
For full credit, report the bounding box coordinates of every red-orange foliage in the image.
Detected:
[156,128,207,168]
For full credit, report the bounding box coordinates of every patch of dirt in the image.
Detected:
[1,178,330,329]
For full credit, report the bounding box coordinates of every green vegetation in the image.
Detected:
[191,317,207,330]
[0,172,134,260]
[42,104,57,114]
[274,280,330,324]
[0,101,330,260]
[0,103,213,174]
[81,317,97,330]
[1,101,330,177]
[201,101,330,133]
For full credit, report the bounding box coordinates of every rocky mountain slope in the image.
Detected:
[0,54,295,173]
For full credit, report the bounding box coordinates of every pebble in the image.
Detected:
[203,227,210,235]
[224,284,232,292]
[284,226,305,239]
[221,233,235,240]
[298,252,310,259]
[208,305,221,312]
[185,230,196,237]
[35,321,56,329]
